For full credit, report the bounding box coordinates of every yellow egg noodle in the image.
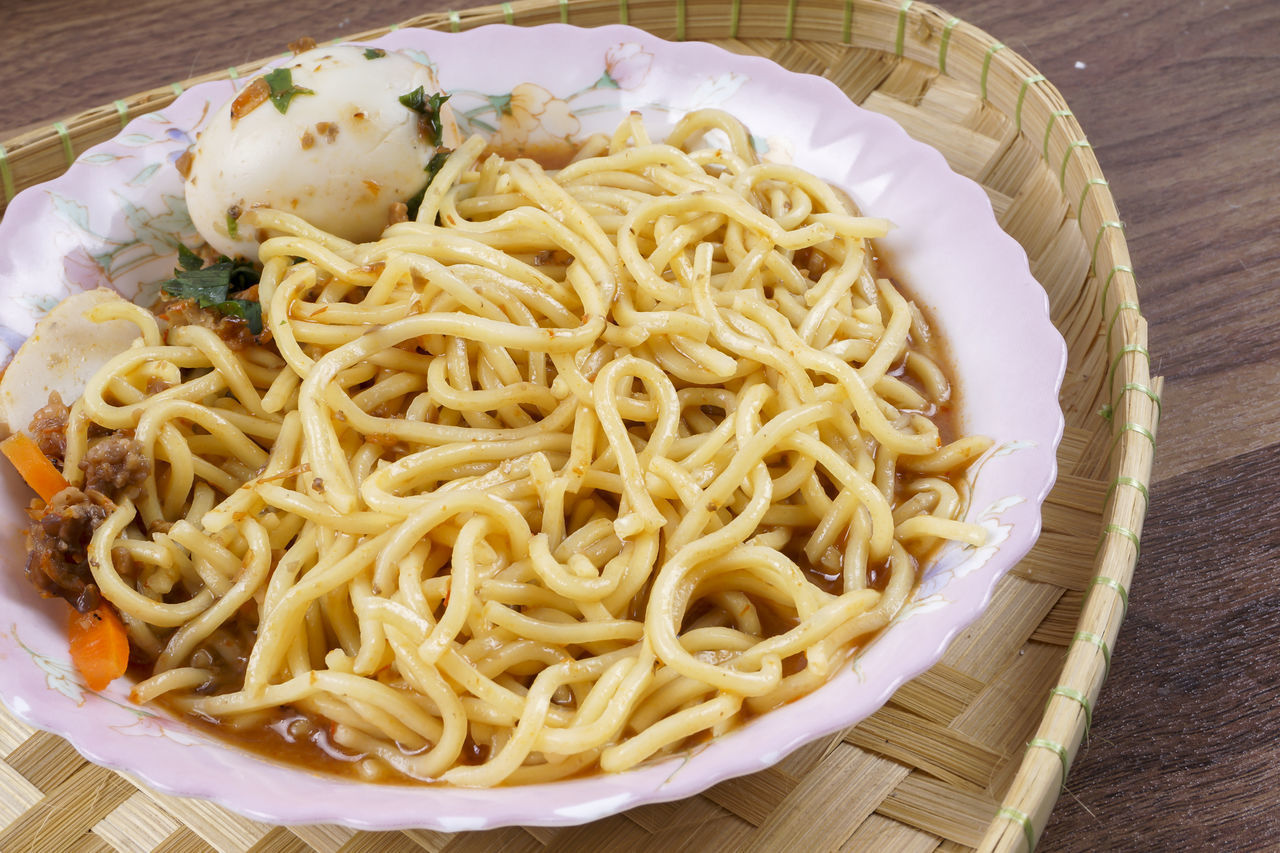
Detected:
[71,109,991,785]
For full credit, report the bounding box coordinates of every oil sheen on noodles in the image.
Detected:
[79,109,992,785]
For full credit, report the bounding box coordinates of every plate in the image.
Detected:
[0,24,1066,830]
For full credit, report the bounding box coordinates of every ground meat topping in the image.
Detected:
[158,298,263,350]
[29,391,70,466]
[26,487,113,612]
[80,435,150,499]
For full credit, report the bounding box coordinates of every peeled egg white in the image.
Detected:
[0,290,141,437]
[185,45,460,258]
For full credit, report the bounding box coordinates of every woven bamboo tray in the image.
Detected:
[0,1,1160,850]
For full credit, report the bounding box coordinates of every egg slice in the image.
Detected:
[0,290,142,437]
[185,44,460,258]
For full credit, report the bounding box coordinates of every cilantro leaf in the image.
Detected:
[425,150,451,186]
[404,188,426,221]
[404,149,453,220]
[209,298,263,332]
[398,86,451,145]
[263,68,314,114]
[176,244,203,271]
[161,255,263,334]
[398,86,427,113]
[363,48,386,59]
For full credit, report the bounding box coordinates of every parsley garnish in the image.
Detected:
[398,87,451,145]
[177,243,203,271]
[262,68,314,114]
[363,48,387,59]
[161,250,263,334]
[404,149,453,220]
[425,150,451,185]
[398,86,429,112]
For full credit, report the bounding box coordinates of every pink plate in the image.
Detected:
[0,24,1065,829]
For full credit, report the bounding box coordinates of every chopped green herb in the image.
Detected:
[161,255,263,334]
[263,67,314,114]
[398,86,451,145]
[425,150,451,185]
[404,149,453,220]
[363,47,387,59]
[210,298,262,332]
[404,188,425,221]
[225,211,240,240]
[176,244,203,271]
[398,86,427,113]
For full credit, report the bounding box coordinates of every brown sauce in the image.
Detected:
[162,700,368,776]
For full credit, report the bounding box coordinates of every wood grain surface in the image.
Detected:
[3,0,1278,849]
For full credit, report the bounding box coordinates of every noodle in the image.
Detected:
[59,109,991,784]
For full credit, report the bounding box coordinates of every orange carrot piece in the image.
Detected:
[68,605,130,691]
[1,432,69,502]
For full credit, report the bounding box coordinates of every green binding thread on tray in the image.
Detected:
[1107,422,1156,460]
[1105,475,1151,511]
[996,806,1036,851]
[113,100,131,130]
[1105,301,1141,354]
[1099,264,1132,315]
[676,0,686,40]
[785,0,798,39]
[1028,737,1071,792]
[733,0,745,39]
[559,0,569,23]
[1076,175,1108,216]
[1049,685,1093,734]
[1107,343,1151,401]
[502,2,515,24]
[842,0,855,44]
[1073,630,1113,681]
[894,1,913,56]
[937,17,960,73]
[1015,74,1046,133]
[170,82,184,98]
[979,42,1005,100]
[0,143,14,203]
[619,0,628,26]
[1059,139,1091,190]
[1091,220,1125,273]
[52,121,74,167]
[1042,108,1071,160]
[1096,521,1142,561]
[1118,382,1163,420]
[449,10,461,31]
[1090,574,1129,619]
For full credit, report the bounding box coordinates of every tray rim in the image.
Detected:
[0,2,1160,850]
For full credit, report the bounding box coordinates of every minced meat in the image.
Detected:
[21,403,150,611]
[29,392,70,466]
[26,487,112,612]
[80,435,150,499]
[158,298,263,350]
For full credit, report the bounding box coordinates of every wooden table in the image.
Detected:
[2,1,1277,850]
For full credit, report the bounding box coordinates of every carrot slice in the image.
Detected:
[1,432,69,502]
[68,605,130,691]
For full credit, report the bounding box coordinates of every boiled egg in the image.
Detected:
[185,44,460,258]
[0,290,142,437]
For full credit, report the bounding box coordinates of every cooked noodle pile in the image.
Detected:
[74,109,991,784]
